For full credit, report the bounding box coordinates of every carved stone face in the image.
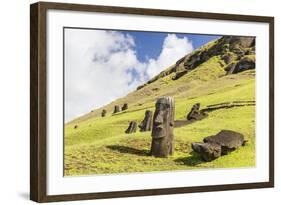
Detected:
[152,97,174,139]
[151,97,175,157]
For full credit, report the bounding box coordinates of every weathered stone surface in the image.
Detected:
[203,130,245,152]
[125,121,137,134]
[139,110,153,132]
[228,37,255,50]
[122,103,128,111]
[224,62,236,73]
[222,52,236,64]
[228,56,255,74]
[186,103,200,120]
[183,51,202,70]
[186,103,207,121]
[101,109,107,117]
[172,70,188,80]
[113,105,120,114]
[192,142,221,161]
[192,130,246,161]
[151,96,175,158]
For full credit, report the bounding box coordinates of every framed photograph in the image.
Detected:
[30,1,274,202]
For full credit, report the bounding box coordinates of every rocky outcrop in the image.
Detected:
[136,36,256,90]
[192,130,246,162]
[172,70,188,80]
[227,56,255,74]
[151,97,175,158]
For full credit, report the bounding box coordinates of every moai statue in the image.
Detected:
[139,110,153,132]
[101,109,107,117]
[125,121,137,134]
[191,130,246,162]
[113,105,120,114]
[186,103,201,120]
[151,96,175,158]
[122,103,128,111]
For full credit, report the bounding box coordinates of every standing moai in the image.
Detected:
[122,103,128,111]
[186,103,200,120]
[139,110,153,132]
[125,121,137,134]
[113,105,120,114]
[150,96,175,158]
[101,109,107,117]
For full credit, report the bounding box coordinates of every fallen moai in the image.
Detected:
[125,121,137,134]
[191,130,246,162]
[151,96,175,158]
[139,110,153,132]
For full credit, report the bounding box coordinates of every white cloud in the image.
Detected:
[65,30,193,122]
[146,34,194,78]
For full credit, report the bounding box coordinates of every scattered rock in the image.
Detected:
[172,70,188,80]
[139,110,153,132]
[125,121,137,134]
[137,83,147,90]
[151,96,175,158]
[191,130,246,161]
[228,56,255,74]
[228,37,255,50]
[101,109,107,117]
[221,52,236,64]
[113,105,120,114]
[192,142,221,161]
[224,62,236,73]
[183,51,202,70]
[122,103,128,111]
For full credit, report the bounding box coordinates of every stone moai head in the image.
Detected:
[101,109,107,117]
[192,103,200,110]
[122,103,128,111]
[139,110,153,132]
[152,97,175,139]
[113,105,120,113]
[151,96,175,157]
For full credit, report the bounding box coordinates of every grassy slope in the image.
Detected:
[64,53,256,175]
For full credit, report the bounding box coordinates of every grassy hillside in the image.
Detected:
[64,37,256,176]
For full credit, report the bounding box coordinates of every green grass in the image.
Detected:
[64,47,256,176]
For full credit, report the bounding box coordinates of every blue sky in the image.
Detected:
[65,28,221,121]
[123,31,221,62]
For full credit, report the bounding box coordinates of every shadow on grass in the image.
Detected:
[174,152,204,166]
[106,145,150,156]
